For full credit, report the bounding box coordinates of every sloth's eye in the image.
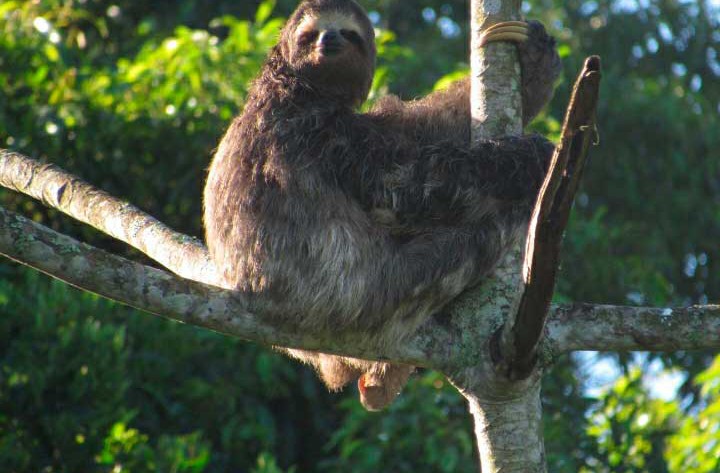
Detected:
[340,29,364,47]
[298,30,319,45]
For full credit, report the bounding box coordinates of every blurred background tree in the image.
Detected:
[0,0,719,471]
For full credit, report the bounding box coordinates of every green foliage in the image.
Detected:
[667,357,720,472]
[0,268,473,472]
[577,357,720,473]
[321,372,475,473]
[252,452,297,473]
[0,270,131,472]
[529,0,720,309]
[0,0,285,241]
[582,368,678,473]
[96,423,212,473]
[0,267,324,472]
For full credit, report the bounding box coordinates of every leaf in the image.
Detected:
[255,0,276,25]
[433,69,469,91]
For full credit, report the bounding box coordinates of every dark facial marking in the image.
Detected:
[298,29,319,47]
[340,28,365,50]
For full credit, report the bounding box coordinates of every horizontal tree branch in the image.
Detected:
[0,205,438,366]
[3,196,719,367]
[0,149,217,283]
[545,303,720,353]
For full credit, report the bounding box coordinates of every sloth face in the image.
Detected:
[294,11,370,65]
[280,1,376,106]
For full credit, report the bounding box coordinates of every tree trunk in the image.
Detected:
[460,1,548,471]
[467,383,545,472]
[470,0,523,142]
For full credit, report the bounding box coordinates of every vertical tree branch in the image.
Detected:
[458,1,548,472]
[467,384,545,472]
[467,0,526,356]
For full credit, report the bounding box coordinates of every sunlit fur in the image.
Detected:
[204,0,561,410]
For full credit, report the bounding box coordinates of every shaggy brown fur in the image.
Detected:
[204,0,561,411]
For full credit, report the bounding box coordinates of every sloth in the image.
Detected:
[204,0,561,411]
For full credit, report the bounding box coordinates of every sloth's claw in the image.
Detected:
[479,21,530,47]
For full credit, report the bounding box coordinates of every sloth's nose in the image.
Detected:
[319,30,342,50]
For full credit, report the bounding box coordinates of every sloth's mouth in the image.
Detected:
[317,44,343,57]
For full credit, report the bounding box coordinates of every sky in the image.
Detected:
[578,352,686,402]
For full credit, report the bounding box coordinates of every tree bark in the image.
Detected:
[0,149,217,284]
[546,303,720,353]
[470,0,524,141]
[455,1,549,471]
[467,383,545,472]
